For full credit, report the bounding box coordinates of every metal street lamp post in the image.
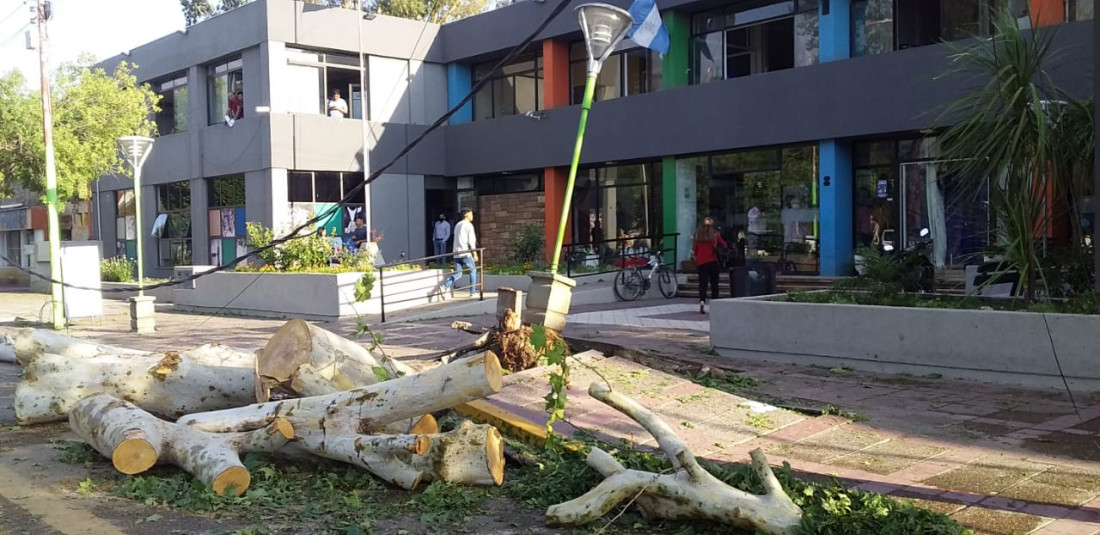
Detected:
[117,135,155,332]
[548,3,634,273]
[527,3,633,331]
[357,1,375,238]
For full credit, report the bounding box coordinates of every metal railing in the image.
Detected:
[562,233,679,278]
[376,248,484,322]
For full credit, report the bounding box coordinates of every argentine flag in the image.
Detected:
[626,0,670,55]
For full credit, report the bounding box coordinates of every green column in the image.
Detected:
[662,11,690,89]
[659,11,689,265]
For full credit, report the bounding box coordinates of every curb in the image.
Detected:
[456,400,550,448]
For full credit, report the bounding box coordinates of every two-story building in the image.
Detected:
[93,0,1094,279]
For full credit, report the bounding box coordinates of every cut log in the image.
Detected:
[302,433,431,490]
[15,344,256,425]
[409,420,505,487]
[254,319,413,403]
[69,393,291,496]
[545,382,803,535]
[180,350,503,438]
[10,329,149,365]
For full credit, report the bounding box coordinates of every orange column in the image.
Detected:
[542,39,571,264]
[1029,0,1065,28]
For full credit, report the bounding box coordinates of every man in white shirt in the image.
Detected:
[442,209,478,298]
[432,214,452,260]
[327,89,348,118]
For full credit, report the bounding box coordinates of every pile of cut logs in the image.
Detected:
[0,315,803,535]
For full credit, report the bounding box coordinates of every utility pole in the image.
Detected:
[357,0,372,239]
[35,0,64,330]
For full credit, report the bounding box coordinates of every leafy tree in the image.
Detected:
[180,0,486,26]
[938,8,1095,300]
[0,59,159,202]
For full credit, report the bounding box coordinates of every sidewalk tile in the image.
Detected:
[1033,518,1100,535]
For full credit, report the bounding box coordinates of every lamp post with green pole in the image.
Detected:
[117,135,156,333]
[527,3,633,330]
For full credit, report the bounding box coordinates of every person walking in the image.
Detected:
[432,214,452,261]
[442,209,478,298]
[693,216,727,314]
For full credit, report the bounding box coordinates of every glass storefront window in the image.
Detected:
[207,175,246,267]
[155,181,192,267]
[207,58,243,125]
[682,145,820,274]
[851,0,894,57]
[691,0,814,84]
[569,44,657,104]
[571,164,657,261]
[1070,0,1094,20]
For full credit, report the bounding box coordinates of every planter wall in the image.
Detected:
[710,296,1100,391]
[101,282,175,303]
[174,269,448,319]
[482,274,532,292]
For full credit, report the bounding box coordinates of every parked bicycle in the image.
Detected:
[613,250,678,301]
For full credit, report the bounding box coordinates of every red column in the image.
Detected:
[542,39,571,264]
[1029,0,1065,27]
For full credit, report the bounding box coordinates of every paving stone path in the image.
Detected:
[0,291,1098,534]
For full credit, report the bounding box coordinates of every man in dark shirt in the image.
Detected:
[352,218,368,248]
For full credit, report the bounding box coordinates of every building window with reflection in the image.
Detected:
[285,48,367,119]
[691,0,818,85]
[153,74,188,135]
[115,191,137,261]
[472,54,543,121]
[287,171,366,240]
[571,163,659,265]
[154,181,192,267]
[208,57,243,125]
[569,42,661,103]
[207,175,246,266]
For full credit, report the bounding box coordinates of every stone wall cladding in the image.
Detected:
[478,191,544,265]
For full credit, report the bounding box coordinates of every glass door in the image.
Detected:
[899,161,989,267]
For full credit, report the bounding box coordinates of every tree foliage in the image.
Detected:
[180,0,486,26]
[938,8,1095,300]
[0,59,159,202]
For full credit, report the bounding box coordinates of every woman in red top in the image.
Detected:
[693,217,727,314]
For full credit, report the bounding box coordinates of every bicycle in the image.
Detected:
[613,250,678,301]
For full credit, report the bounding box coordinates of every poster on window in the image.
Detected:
[221,208,235,237]
[125,215,137,240]
[876,179,889,199]
[234,207,246,237]
[209,210,221,237]
[209,238,222,266]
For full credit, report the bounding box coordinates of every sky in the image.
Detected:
[0,0,184,88]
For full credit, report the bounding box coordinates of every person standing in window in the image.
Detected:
[327,89,348,118]
[227,80,244,120]
[693,216,727,314]
[432,213,451,260]
[442,209,479,298]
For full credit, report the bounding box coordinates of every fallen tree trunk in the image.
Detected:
[16,344,256,425]
[546,383,803,535]
[254,320,413,402]
[180,350,503,438]
[409,420,504,487]
[0,334,14,364]
[9,329,149,365]
[69,392,291,496]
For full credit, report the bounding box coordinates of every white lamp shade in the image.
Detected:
[575,3,634,73]
[117,136,155,170]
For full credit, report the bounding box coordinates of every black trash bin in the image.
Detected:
[730,260,776,297]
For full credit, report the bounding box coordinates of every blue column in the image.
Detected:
[819,140,853,276]
[819,0,852,63]
[447,63,473,125]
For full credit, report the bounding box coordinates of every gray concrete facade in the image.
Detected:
[95,0,1094,278]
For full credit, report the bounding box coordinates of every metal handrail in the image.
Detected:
[376,248,485,322]
[562,232,679,278]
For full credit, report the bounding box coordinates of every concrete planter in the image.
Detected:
[173,269,448,319]
[102,282,175,303]
[710,296,1100,391]
[525,271,577,331]
[482,274,532,292]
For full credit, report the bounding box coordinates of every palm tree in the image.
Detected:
[937,7,1094,301]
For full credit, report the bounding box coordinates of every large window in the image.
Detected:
[691,0,818,85]
[207,175,246,266]
[571,164,658,254]
[285,48,365,119]
[287,171,366,238]
[473,54,543,121]
[153,74,188,135]
[208,57,243,125]
[155,182,192,267]
[569,43,660,103]
[853,137,989,267]
[679,145,820,274]
[115,191,137,261]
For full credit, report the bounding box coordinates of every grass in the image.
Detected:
[68,424,972,535]
[689,371,762,394]
[745,413,774,430]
